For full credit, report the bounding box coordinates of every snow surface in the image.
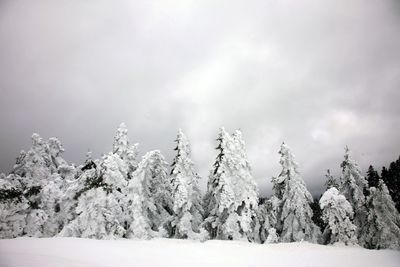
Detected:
[1,238,399,267]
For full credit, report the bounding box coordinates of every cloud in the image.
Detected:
[0,0,399,197]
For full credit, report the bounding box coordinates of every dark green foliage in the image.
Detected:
[24,186,41,198]
[324,169,338,190]
[367,165,380,188]
[311,196,326,232]
[381,156,400,212]
[0,187,23,203]
[74,160,111,200]
[365,165,380,196]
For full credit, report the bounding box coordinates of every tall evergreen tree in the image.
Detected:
[273,143,320,243]
[381,157,400,212]
[61,124,139,238]
[310,197,326,233]
[230,130,259,241]
[203,128,259,241]
[364,180,400,249]
[60,187,125,239]
[339,146,368,245]
[126,150,172,238]
[366,165,380,189]
[0,174,29,238]
[203,128,240,240]
[324,169,338,190]
[257,199,279,243]
[112,122,139,177]
[170,129,204,239]
[7,134,71,237]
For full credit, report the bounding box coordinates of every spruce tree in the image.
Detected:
[203,128,236,240]
[231,130,259,241]
[319,188,357,245]
[60,124,139,238]
[364,180,400,249]
[126,150,172,238]
[339,146,368,245]
[366,165,380,189]
[112,122,139,177]
[324,169,338,190]
[274,143,320,243]
[382,157,400,212]
[0,174,29,238]
[5,133,71,237]
[60,187,125,239]
[203,128,259,241]
[257,199,279,243]
[170,129,204,239]
[310,197,326,233]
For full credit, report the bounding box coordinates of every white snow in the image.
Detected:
[0,237,399,267]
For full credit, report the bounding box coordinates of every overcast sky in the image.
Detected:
[0,0,399,197]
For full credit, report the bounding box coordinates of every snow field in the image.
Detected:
[0,237,399,267]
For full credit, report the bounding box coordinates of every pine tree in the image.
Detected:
[6,133,71,237]
[170,129,204,239]
[274,143,320,243]
[112,122,139,178]
[257,199,279,243]
[339,146,368,245]
[126,150,172,238]
[310,197,326,233]
[0,175,29,238]
[324,169,338,190]
[59,151,95,229]
[364,180,400,249]
[381,157,400,212]
[231,130,259,241]
[203,128,259,241]
[366,165,380,189]
[319,187,357,245]
[60,187,125,239]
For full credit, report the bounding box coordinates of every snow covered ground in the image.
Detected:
[0,238,399,267]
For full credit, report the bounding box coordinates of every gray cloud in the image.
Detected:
[1,0,399,197]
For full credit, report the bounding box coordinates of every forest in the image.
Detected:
[1,123,399,250]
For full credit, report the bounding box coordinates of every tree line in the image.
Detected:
[0,123,399,249]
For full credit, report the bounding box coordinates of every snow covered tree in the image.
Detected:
[257,199,279,243]
[273,143,320,243]
[112,122,139,178]
[101,152,128,192]
[319,188,357,245]
[60,123,140,238]
[381,157,400,212]
[0,174,29,238]
[364,180,400,249]
[58,152,94,228]
[126,150,172,238]
[60,187,125,239]
[203,128,240,240]
[203,128,259,241]
[339,146,368,245]
[170,129,204,239]
[3,133,72,237]
[61,150,131,238]
[324,169,338,190]
[366,165,380,190]
[310,197,326,232]
[231,130,259,241]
